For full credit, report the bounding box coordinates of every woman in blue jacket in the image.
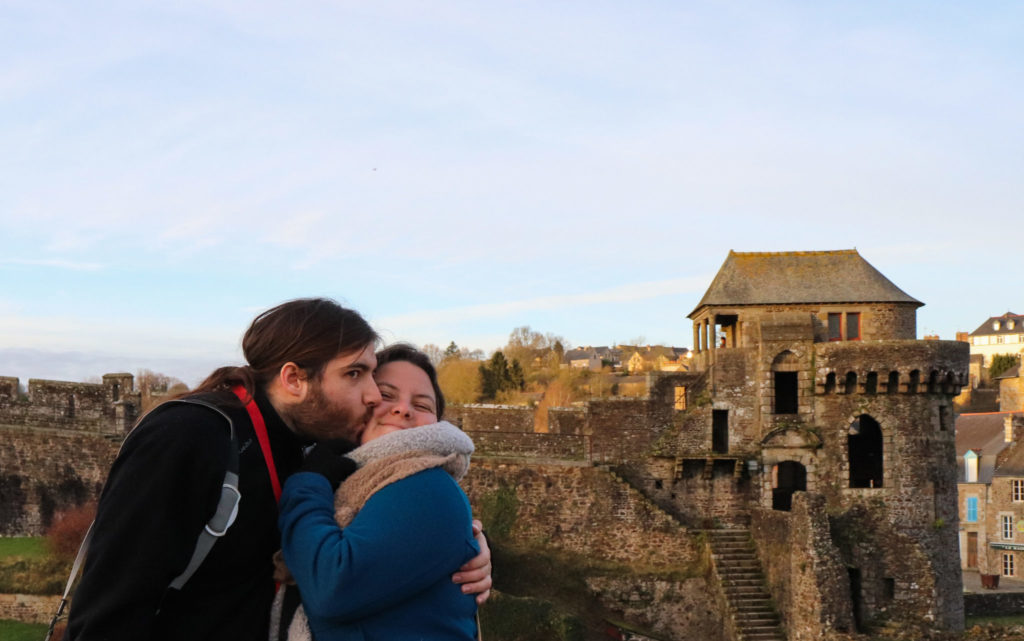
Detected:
[278,345,479,640]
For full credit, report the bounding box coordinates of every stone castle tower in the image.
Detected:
[636,250,968,633]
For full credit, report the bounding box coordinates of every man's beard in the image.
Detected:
[288,381,372,444]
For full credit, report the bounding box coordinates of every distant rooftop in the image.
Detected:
[969,312,1024,337]
[956,412,1019,483]
[689,249,921,317]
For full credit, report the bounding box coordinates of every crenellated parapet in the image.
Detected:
[0,373,140,435]
[814,340,969,396]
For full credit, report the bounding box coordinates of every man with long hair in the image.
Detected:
[65,298,491,641]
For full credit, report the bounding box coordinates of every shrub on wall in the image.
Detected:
[477,485,519,542]
[46,502,95,562]
[991,354,1020,380]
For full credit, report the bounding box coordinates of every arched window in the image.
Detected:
[772,351,799,414]
[865,372,878,395]
[887,371,900,395]
[849,414,883,488]
[845,372,858,395]
[824,372,836,394]
[942,372,957,395]
[927,370,939,394]
[908,370,920,394]
[772,461,807,511]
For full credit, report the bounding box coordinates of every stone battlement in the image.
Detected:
[0,373,140,435]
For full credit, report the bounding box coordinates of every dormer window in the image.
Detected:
[994,321,1002,331]
[1009,320,1017,330]
[965,450,979,483]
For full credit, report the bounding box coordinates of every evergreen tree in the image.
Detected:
[444,341,460,360]
[509,359,525,391]
[990,354,1020,380]
[480,351,513,400]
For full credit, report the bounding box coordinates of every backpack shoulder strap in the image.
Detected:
[164,397,241,590]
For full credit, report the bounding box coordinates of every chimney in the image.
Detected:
[1007,413,1024,443]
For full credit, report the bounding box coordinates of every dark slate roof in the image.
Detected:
[563,349,595,362]
[994,415,1024,476]
[970,312,1024,337]
[689,249,922,318]
[996,443,1024,476]
[563,347,622,363]
[957,413,1016,483]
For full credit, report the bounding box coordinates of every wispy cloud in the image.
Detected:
[376,275,710,329]
[0,258,103,271]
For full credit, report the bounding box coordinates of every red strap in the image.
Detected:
[232,385,282,502]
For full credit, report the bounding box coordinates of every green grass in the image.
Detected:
[0,620,49,641]
[0,537,69,595]
[966,614,1024,627]
[0,538,49,560]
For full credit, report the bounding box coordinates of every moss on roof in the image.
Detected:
[689,249,921,318]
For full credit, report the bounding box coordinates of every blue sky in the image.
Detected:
[1,1,1021,385]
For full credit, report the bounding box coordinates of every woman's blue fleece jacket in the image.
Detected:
[279,468,479,640]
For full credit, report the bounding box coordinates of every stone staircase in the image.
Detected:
[707,529,785,641]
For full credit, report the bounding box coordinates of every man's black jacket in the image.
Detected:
[65,389,304,641]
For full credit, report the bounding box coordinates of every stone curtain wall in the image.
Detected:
[548,407,586,434]
[463,460,698,567]
[0,426,119,535]
[586,399,663,464]
[964,592,1024,617]
[445,405,535,432]
[0,594,62,624]
[451,400,672,465]
[0,377,18,399]
[467,432,586,460]
[751,496,854,641]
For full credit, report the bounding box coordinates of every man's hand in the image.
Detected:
[299,439,358,490]
[452,519,492,604]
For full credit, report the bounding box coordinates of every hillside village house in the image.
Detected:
[956,412,1024,576]
[969,313,1024,368]
[563,346,621,371]
[564,346,690,373]
[956,314,1023,412]
[623,346,690,373]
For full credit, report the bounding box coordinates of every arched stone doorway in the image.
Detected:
[772,461,807,511]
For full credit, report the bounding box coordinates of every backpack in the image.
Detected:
[45,397,241,641]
